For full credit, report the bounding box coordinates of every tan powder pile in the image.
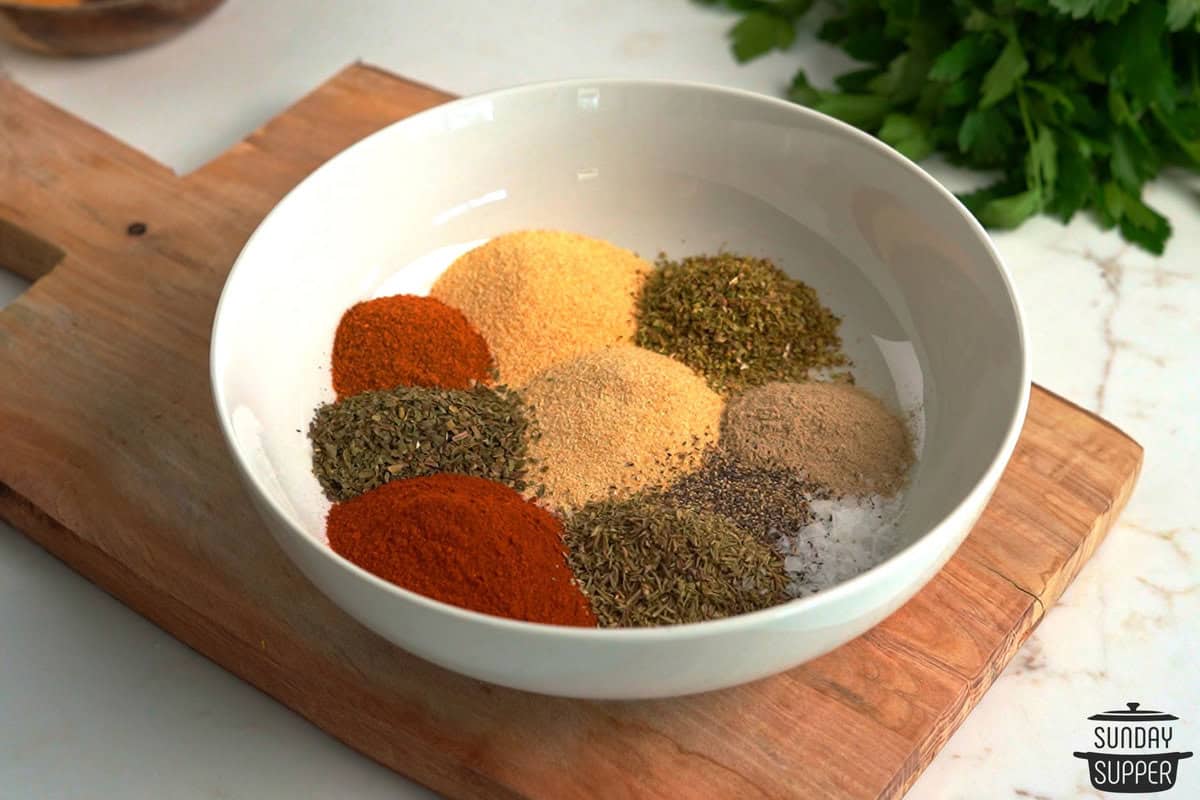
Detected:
[722,381,913,496]
[430,230,650,386]
[522,345,724,509]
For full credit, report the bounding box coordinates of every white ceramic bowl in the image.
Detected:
[211,79,1029,699]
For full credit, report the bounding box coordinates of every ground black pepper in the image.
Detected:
[659,448,824,542]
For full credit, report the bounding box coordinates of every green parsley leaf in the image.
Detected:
[1112,184,1172,252]
[1166,0,1200,30]
[943,77,978,107]
[1153,105,1200,162]
[1099,181,1126,226]
[729,11,796,63]
[713,0,1197,252]
[1101,0,1175,110]
[1046,132,1093,221]
[980,35,1030,108]
[1048,0,1135,23]
[1026,80,1076,114]
[1029,123,1059,202]
[959,108,1016,164]
[959,178,1021,214]
[1111,126,1160,190]
[835,68,885,93]
[879,113,934,160]
[976,188,1044,228]
[1067,37,1107,84]
[787,69,821,106]
[1108,87,1136,126]
[929,34,998,81]
[840,28,900,62]
[964,9,998,32]
[814,94,892,129]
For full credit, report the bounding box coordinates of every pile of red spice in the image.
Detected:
[323,291,597,626]
[327,474,595,627]
[332,294,492,398]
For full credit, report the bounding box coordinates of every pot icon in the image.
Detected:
[1074,703,1192,793]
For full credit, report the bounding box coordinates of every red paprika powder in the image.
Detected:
[332,294,492,398]
[327,473,596,627]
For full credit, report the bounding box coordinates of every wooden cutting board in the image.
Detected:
[0,64,1142,799]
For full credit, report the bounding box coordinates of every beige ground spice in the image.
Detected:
[522,345,724,509]
[430,230,650,386]
[722,381,913,496]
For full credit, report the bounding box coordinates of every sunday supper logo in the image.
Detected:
[1074,702,1193,793]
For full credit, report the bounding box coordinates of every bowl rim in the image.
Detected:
[210,76,1031,641]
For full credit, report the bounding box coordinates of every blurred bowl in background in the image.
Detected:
[0,0,223,57]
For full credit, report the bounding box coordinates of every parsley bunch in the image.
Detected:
[702,0,1200,253]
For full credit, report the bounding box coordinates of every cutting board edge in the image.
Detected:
[1,380,1143,800]
[882,386,1143,799]
[1033,384,1146,458]
[0,482,515,800]
[0,60,1148,799]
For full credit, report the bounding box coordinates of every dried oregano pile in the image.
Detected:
[636,253,847,392]
[309,384,535,501]
[308,229,916,628]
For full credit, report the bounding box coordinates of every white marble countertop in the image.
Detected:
[1,2,1196,798]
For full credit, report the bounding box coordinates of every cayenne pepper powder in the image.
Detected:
[327,474,596,627]
[332,294,493,398]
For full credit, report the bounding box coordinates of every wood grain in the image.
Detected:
[0,65,1143,800]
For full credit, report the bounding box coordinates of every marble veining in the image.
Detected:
[909,173,1200,799]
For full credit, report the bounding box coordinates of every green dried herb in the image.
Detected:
[635,253,847,392]
[309,384,535,501]
[563,494,790,627]
[660,448,823,542]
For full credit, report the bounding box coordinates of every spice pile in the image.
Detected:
[309,383,533,502]
[430,230,650,385]
[724,381,913,497]
[332,295,492,398]
[522,345,723,508]
[637,253,848,391]
[660,449,823,541]
[563,497,789,627]
[307,229,916,628]
[329,475,595,626]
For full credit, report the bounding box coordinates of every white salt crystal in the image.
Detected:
[777,491,907,597]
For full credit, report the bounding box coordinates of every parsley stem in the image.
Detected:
[1015,84,1041,201]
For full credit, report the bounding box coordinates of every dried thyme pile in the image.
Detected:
[659,449,823,542]
[563,495,789,627]
[309,384,535,501]
[635,253,847,392]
